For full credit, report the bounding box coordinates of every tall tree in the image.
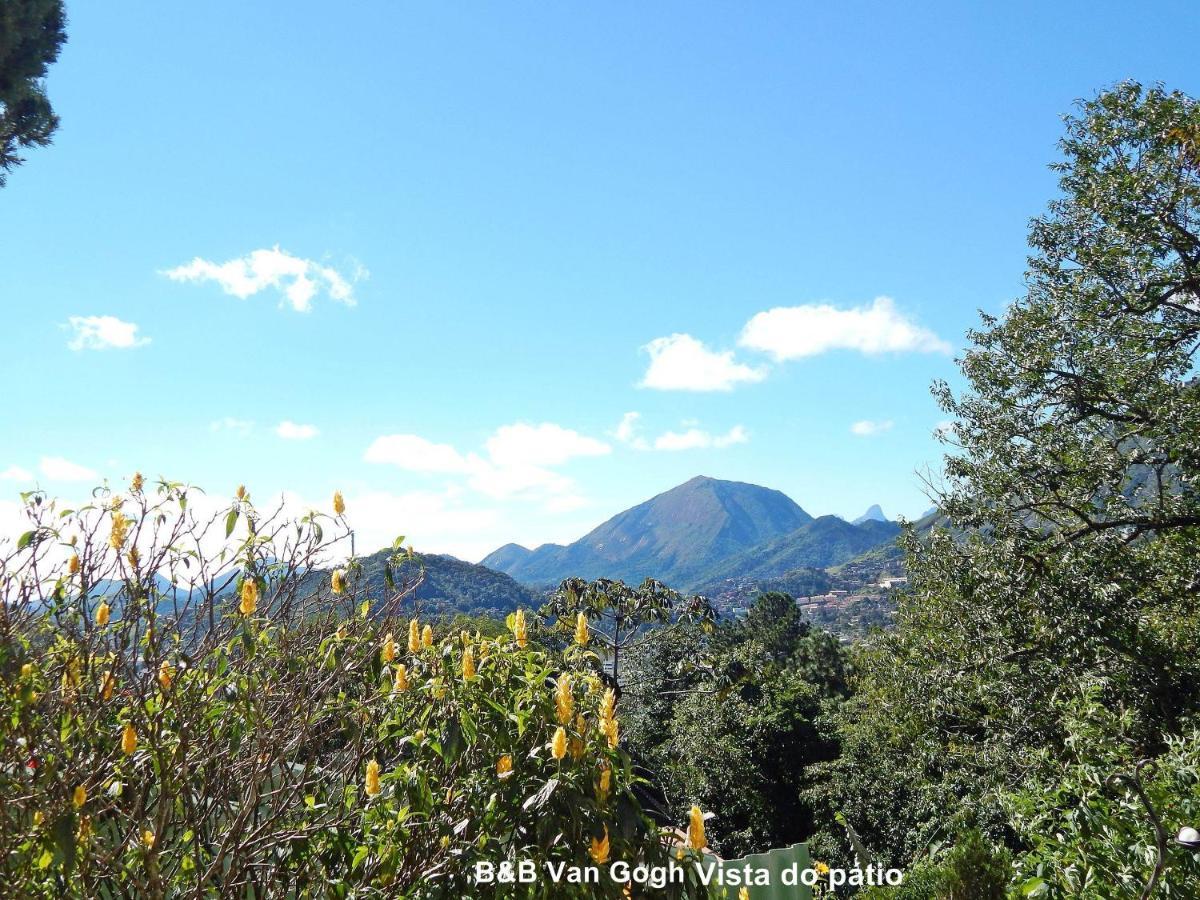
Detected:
[1,0,67,187]
[824,83,1200,867]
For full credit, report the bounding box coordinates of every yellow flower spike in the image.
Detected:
[109,512,129,550]
[20,663,33,679]
[127,547,140,568]
[513,608,528,649]
[73,785,87,808]
[157,660,174,692]
[479,639,491,659]
[408,618,420,653]
[143,830,156,849]
[239,579,258,616]
[336,623,347,641]
[551,726,568,761]
[570,735,585,761]
[814,861,830,875]
[235,484,246,500]
[599,687,616,722]
[68,554,80,576]
[462,647,476,681]
[739,889,750,900]
[131,472,144,493]
[33,811,44,827]
[686,805,707,851]
[422,624,433,649]
[598,764,611,802]
[554,673,573,725]
[496,754,514,779]
[333,490,345,516]
[95,601,111,627]
[122,722,137,755]
[100,670,116,701]
[605,717,619,749]
[365,759,381,797]
[331,569,347,595]
[381,633,397,664]
[393,664,408,693]
[574,611,589,646]
[590,826,610,865]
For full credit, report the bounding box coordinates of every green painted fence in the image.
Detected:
[706,842,814,899]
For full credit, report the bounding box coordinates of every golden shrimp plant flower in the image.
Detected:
[554,673,573,724]
[239,579,258,616]
[95,601,111,627]
[131,472,144,493]
[496,754,514,779]
[109,511,129,550]
[68,553,80,576]
[121,722,137,755]
[157,661,174,692]
[462,646,476,681]
[100,670,116,701]
[551,726,568,761]
[381,633,397,663]
[422,624,433,649]
[513,608,528,649]
[408,618,421,653]
[365,759,382,797]
[333,490,345,515]
[73,785,86,808]
[331,569,347,595]
[590,826,610,865]
[686,805,707,851]
[574,611,589,646]
[392,664,408,693]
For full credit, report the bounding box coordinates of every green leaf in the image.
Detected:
[17,530,35,550]
[224,509,239,537]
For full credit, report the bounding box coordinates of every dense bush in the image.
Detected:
[0,480,710,898]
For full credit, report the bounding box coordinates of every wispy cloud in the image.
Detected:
[210,417,255,435]
[275,421,319,440]
[65,315,150,351]
[1,465,33,481]
[639,333,766,392]
[162,246,365,312]
[39,456,98,481]
[654,424,749,451]
[740,297,950,360]
[850,419,894,437]
[364,422,610,511]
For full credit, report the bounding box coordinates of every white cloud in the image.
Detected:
[653,424,749,451]
[850,419,894,437]
[485,423,610,467]
[162,246,364,312]
[640,333,767,392]
[365,421,611,511]
[739,296,951,360]
[275,421,319,441]
[612,412,649,450]
[363,434,473,473]
[210,417,254,435]
[1,465,33,481]
[39,456,98,481]
[65,316,150,351]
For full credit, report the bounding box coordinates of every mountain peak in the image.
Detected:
[852,504,888,525]
[483,476,812,588]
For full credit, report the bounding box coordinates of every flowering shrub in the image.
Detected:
[0,478,710,897]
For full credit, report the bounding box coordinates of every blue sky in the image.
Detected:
[2,1,1197,561]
